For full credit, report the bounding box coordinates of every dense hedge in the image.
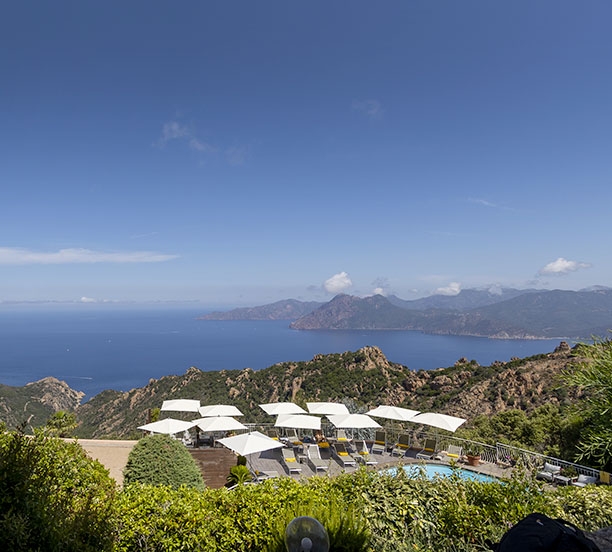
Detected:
[114,469,612,552]
[123,434,205,490]
[2,429,612,552]
[0,427,117,552]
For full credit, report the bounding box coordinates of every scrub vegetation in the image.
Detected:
[1,427,612,552]
[123,433,205,490]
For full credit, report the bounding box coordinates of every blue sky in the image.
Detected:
[1,1,611,307]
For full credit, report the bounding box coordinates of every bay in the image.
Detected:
[0,308,563,400]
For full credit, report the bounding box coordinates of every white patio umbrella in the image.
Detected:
[275,413,321,430]
[137,418,196,435]
[306,402,349,415]
[407,412,466,433]
[218,431,285,456]
[259,402,307,416]
[327,414,381,429]
[367,405,420,422]
[193,416,247,432]
[198,404,244,417]
[160,399,201,413]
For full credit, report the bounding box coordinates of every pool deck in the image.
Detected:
[248,442,513,482]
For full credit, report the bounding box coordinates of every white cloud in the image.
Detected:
[351,99,384,120]
[324,271,353,294]
[189,137,216,153]
[538,257,592,276]
[0,247,179,265]
[156,120,246,163]
[80,296,97,303]
[130,231,160,240]
[225,146,249,165]
[468,198,498,208]
[158,121,190,145]
[434,282,462,296]
[372,287,386,296]
[487,284,503,295]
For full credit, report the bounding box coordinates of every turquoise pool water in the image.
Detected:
[387,464,498,483]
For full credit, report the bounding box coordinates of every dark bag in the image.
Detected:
[488,513,601,552]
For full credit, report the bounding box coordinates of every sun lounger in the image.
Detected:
[416,438,437,459]
[284,429,303,447]
[307,444,328,472]
[536,462,561,482]
[335,429,349,442]
[253,469,280,482]
[436,444,462,460]
[267,429,280,440]
[181,430,193,447]
[334,442,357,467]
[391,434,411,457]
[571,474,598,487]
[282,448,302,474]
[353,440,378,465]
[371,431,386,454]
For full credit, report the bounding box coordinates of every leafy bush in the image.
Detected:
[227,465,251,485]
[113,466,612,552]
[563,337,612,470]
[123,434,205,490]
[265,495,370,552]
[0,426,116,552]
[45,410,77,437]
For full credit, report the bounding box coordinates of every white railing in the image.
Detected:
[496,443,599,478]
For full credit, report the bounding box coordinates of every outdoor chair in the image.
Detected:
[284,428,303,447]
[416,438,438,460]
[536,462,561,482]
[371,431,387,454]
[352,439,378,465]
[391,434,412,457]
[571,474,598,487]
[335,429,349,442]
[253,470,280,482]
[307,444,329,472]
[282,448,302,474]
[334,442,357,468]
[267,429,280,441]
[181,431,193,447]
[436,444,462,460]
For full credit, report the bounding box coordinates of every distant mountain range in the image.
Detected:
[202,287,612,339]
[199,299,324,320]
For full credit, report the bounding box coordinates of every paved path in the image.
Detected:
[65,438,138,486]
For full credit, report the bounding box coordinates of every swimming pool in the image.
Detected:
[386,463,499,483]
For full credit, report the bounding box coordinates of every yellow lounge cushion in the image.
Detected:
[338,452,348,456]
[286,458,296,462]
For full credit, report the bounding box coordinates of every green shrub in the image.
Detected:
[113,467,612,552]
[227,465,251,486]
[0,426,116,552]
[45,410,77,437]
[266,495,370,552]
[123,434,205,490]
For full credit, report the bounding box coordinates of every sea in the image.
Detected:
[0,307,563,401]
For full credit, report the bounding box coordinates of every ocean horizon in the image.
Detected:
[0,307,564,400]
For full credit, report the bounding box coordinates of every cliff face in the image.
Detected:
[73,342,582,439]
[0,377,84,431]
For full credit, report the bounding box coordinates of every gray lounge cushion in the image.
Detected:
[571,474,598,487]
